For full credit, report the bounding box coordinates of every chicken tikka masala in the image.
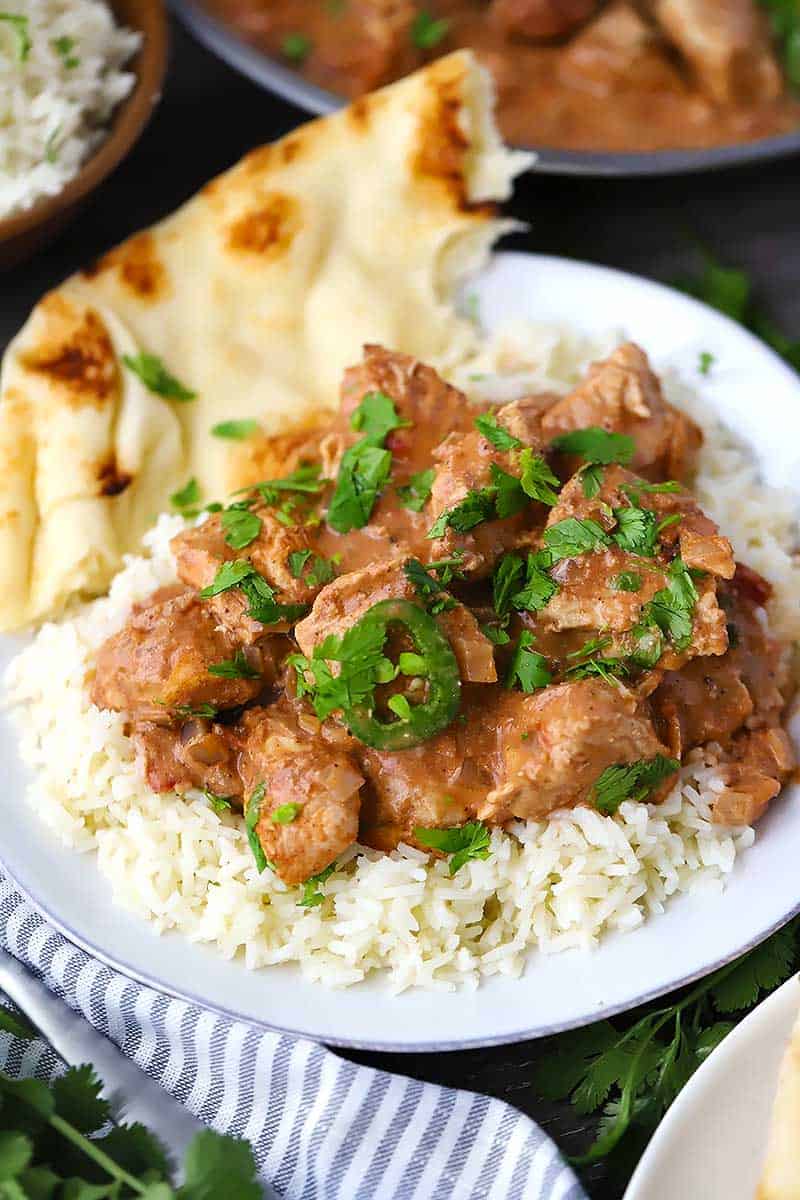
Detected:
[91,342,795,890]
[206,0,800,153]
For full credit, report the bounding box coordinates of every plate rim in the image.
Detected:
[169,0,800,179]
[4,249,800,1052]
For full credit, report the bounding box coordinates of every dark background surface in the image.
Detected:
[1,17,798,1198]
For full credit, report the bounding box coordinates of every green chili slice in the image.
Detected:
[345,598,460,750]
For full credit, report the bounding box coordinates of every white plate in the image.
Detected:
[624,973,800,1200]
[3,252,800,1051]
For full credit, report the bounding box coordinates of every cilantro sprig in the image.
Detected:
[288,616,395,720]
[428,452,559,539]
[122,353,196,401]
[397,467,436,512]
[414,821,491,874]
[327,393,406,533]
[200,561,307,626]
[591,754,679,815]
[298,861,337,907]
[0,1055,260,1197]
[536,918,800,1168]
[474,412,524,451]
[403,557,458,615]
[506,632,552,692]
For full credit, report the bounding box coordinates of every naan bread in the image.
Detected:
[0,51,531,631]
[758,992,800,1199]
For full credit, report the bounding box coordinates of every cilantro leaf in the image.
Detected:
[199,560,255,598]
[328,442,392,533]
[580,463,604,499]
[123,353,196,401]
[642,557,698,652]
[519,449,560,506]
[543,517,610,561]
[245,463,324,498]
[414,821,491,874]
[52,34,79,68]
[474,412,523,451]
[98,1121,172,1182]
[211,419,259,440]
[298,861,337,907]
[427,487,496,538]
[492,554,525,618]
[511,551,558,613]
[179,1128,261,1199]
[221,507,262,550]
[281,31,312,63]
[170,477,200,511]
[208,649,260,679]
[288,549,312,578]
[245,784,268,873]
[612,506,659,556]
[0,13,31,61]
[289,614,392,721]
[550,426,635,466]
[403,558,456,615]
[591,755,679,815]
[396,468,436,512]
[350,392,408,443]
[711,921,798,1012]
[490,463,528,519]
[698,350,715,376]
[204,790,234,814]
[411,10,449,48]
[612,571,642,592]
[505,631,552,692]
[52,1067,110,1136]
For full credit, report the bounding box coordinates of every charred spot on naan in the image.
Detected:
[82,233,169,302]
[412,56,493,214]
[226,192,302,258]
[96,456,133,497]
[228,411,333,492]
[19,297,118,406]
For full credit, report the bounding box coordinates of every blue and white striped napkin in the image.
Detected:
[0,873,586,1199]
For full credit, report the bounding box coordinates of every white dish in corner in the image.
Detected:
[2,252,800,1050]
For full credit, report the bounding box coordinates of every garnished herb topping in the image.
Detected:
[518,449,561,506]
[403,557,458,615]
[427,487,496,539]
[612,505,659,556]
[170,702,218,719]
[506,631,552,692]
[698,350,715,375]
[123,353,196,401]
[200,561,307,626]
[411,10,450,48]
[245,783,268,872]
[328,393,406,533]
[428,452,559,539]
[580,462,604,499]
[640,556,698,654]
[204,790,234,813]
[288,549,336,588]
[243,463,325,501]
[397,467,436,512]
[170,476,201,511]
[414,821,491,875]
[52,34,79,67]
[621,480,683,502]
[281,31,312,62]
[550,426,635,466]
[271,802,301,825]
[612,571,642,592]
[211,419,259,439]
[493,551,558,619]
[474,412,523,451]
[591,755,680,815]
[207,649,261,679]
[565,640,630,685]
[221,504,262,550]
[298,861,337,907]
[543,517,610,561]
[0,12,31,60]
[288,549,311,577]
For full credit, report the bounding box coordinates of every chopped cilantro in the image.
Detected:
[427,487,496,538]
[52,34,79,67]
[221,506,262,549]
[243,463,325,499]
[200,559,256,597]
[411,10,450,48]
[211,419,259,439]
[123,353,196,401]
[612,505,659,556]
[298,861,337,907]
[397,467,436,512]
[543,517,610,561]
[288,549,312,578]
[288,615,394,721]
[505,631,552,692]
[169,702,218,719]
[204,790,234,814]
[207,649,261,679]
[519,449,560,506]
[414,821,491,874]
[474,412,523,451]
[271,802,301,824]
[580,463,604,499]
[642,557,698,653]
[245,783,268,872]
[492,553,525,618]
[403,557,456,615]
[612,571,642,592]
[281,31,312,62]
[490,463,528,519]
[200,560,306,625]
[0,13,30,60]
[328,397,403,536]
[288,549,335,587]
[482,623,511,645]
[550,426,634,466]
[510,551,558,613]
[698,350,715,375]
[170,476,200,510]
[591,755,680,815]
[350,391,408,442]
[387,693,413,720]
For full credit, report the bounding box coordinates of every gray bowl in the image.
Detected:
[172,0,800,178]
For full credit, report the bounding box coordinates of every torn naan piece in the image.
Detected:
[0,50,531,631]
[758,992,800,1199]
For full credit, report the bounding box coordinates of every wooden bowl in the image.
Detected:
[0,0,168,270]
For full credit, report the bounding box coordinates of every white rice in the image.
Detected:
[0,0,140,219]
[4,327,797,992]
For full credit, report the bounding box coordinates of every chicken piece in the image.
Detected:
[238,702,364,885]
[722,566,790,726]
[652,656,754,756]
[133,719,243,799]
[295,560,497,683]
[91,589,263,720]
[652,0,783,106]
[711,727,795,826]
[541,343,702,480]
[489,0,598,40]
[171,509,318,644]
[558,3,687,96]
[481,679,673,821]
[537,465,730,665]
[427,395,549,577]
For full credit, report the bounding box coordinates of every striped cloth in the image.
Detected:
[0,873,586,1199]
